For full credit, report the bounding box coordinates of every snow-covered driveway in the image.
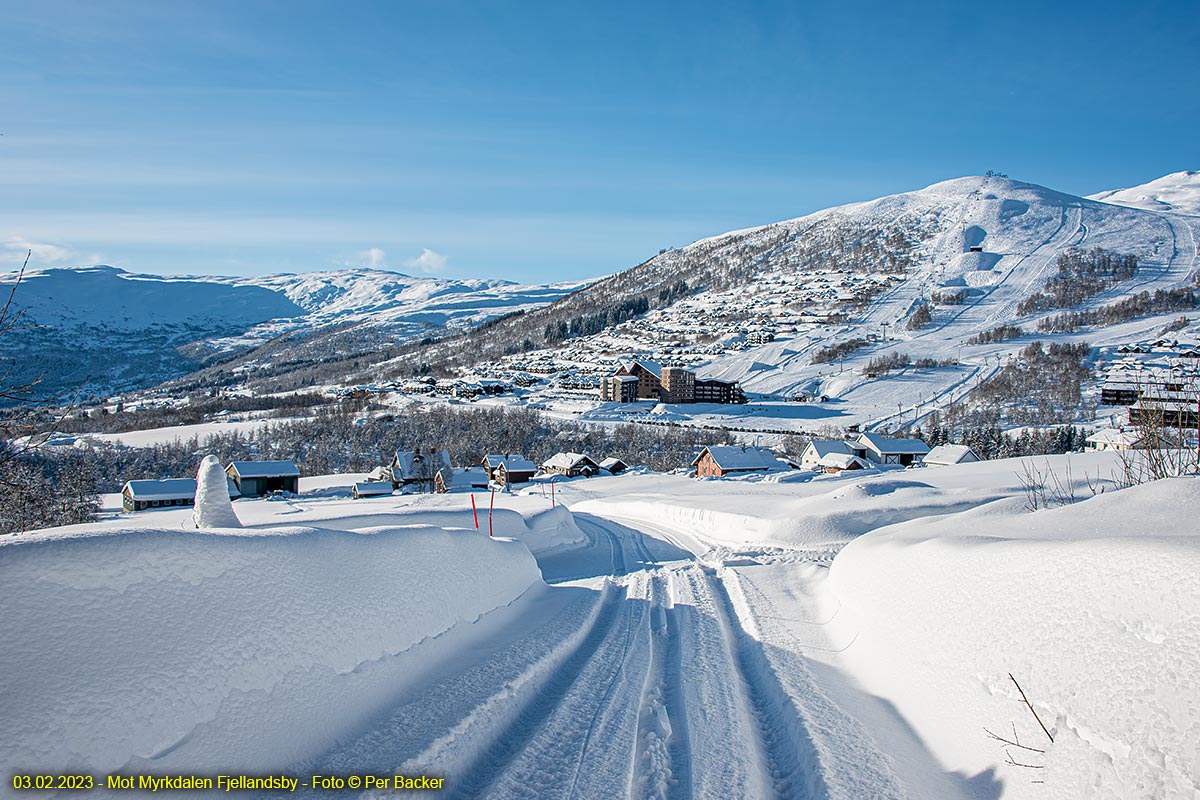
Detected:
[295,510,971,800]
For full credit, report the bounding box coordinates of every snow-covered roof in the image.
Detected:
[854,432,930,456]
[484,454,537,473]
[617,358,662,378]
[353,481,393,496]
[923,444,979,465]
[123,478,196,500]
[123,478,239,500]
[1086,428,1143,447]
[692,445,782,471]
[436,466,489,490]
[391,450,452,480]
[803,440,852,459]
[227,460,300,478]
[542,452,599,471]
[599,457,627,471]
[817,453,868,470]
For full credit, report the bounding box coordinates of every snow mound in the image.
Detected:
[193,454,241,528]
[0,523,541,777]
[829,477,1200,798]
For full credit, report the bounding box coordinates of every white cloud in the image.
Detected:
[3,235,71,266]
[359,247,388,269]
[405,247,448,274]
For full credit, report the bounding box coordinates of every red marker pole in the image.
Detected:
[470,494,479,530]
[550,478,556,508]
[488,488,495,537]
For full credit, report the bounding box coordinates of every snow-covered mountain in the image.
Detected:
[0,265,584,400]
[1088,170,1200,215]
[426,173,1199,433]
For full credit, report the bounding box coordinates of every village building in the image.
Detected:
[660,367,696,403]
[817,452,869,474]
[613,360,665,400]
[691,445,785,478]
[693,377,745,404]
[482,454,538,486]
[1085,428,1145,452]
[352,481,394,499]
[225,461,300,498]
[599,457,628,475]
[599,375,639,403]
[388,449,454,491]
[122,478,239,512]
[606,360,746,405]
[433,466,490,493]
[800,439,853,470]
[541,452,601,477]
[853,432,930,466]
[922,444,981,467]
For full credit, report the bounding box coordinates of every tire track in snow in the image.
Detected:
[444,578,635,800]
[632,571,693,800]
[699,565,827,800]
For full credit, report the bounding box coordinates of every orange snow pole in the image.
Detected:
[550,478,556,507]
[488,488,495,537]
[470,493,479,530]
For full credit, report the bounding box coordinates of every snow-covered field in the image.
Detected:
[3,453,1195,798]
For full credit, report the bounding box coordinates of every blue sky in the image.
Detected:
[3,0,1198,283]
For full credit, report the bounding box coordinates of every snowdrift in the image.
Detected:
[0,523,541,779]
[573,474,1005,549]
[828,477,1200,798]
[260,495,588,557]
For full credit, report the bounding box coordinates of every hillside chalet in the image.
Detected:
[800,439,853,470]
[353,481,394,499]
[388,449,453,491]
[122,477,239,512]
[483,454,538,486]
[817,452,868,474]
[692,445,785,478]
[225,461,300,497]
[921,444,981,466]
[853,432,930,466]
[1085,428,1144,452]
[599,457,628,474]
[433,466,490,493]
[541,452,602,477]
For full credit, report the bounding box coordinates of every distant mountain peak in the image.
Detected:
[1087,170,1200,215]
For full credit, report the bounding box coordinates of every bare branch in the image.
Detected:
[1010,673,1054,743]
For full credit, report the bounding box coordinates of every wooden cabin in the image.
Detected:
[482,454,538,486]
[225,461,300,498]
[541,452,601,477]
[691,445,783,478]
[122,477,239,512]
[353,481,394,499]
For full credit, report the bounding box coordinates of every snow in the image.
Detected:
[0,508,543,779]
[922,443,978,465]
[2,454,1195,798]
[193,454,242,528]
[828,476,1200,798]
[1088,170,1200,216]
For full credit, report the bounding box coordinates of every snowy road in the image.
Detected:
[292,510,974,800]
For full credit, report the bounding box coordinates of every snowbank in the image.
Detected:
[0,522,541,779]
[572,474,1006,549]
[251,492,588,558]
[828,477,1200,798]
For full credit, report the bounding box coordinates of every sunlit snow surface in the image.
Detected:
[2,457,1196,799]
